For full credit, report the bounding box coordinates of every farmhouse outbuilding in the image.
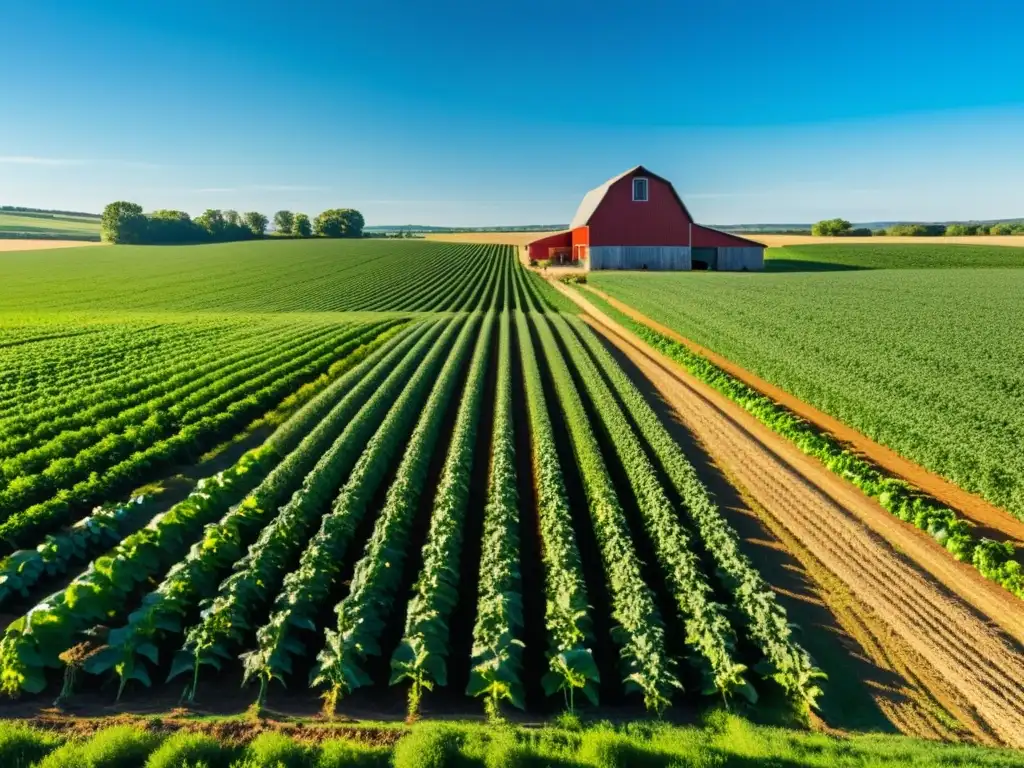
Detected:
[528,166,764,271]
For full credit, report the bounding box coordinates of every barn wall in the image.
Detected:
[527,231,571,262]
[588,172,693,247]
[589,246,692,271]
[717,247,764,271]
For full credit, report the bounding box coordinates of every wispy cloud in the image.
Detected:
[0,156,161,169]
[250,184,328,192]
[0,155,87,166]
[192,184,328,194]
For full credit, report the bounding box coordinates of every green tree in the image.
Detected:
[293,213,312,237]
[314,208,366,238]
[195,209,226,238]
[273,210,294,235]
[811,218,853,236]
[945,223,969,236]
[100,201,147,244]
[243,211,269,237]
[989,223,1013,235]
[223,209,241,226]
[148,210,202,243]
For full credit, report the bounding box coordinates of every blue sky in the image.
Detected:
[2,0,1023,226]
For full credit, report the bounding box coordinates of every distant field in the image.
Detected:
[591,251,1024,519]
[748,233,1024,248]
[0,238,504,312]
[0,211,101,240]
[767,243,1024,270]
[425,230,560,245]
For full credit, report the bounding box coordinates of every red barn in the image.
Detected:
[528,166,764,271]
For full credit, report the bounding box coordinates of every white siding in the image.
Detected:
[717,247,764,271]
[589,246,691,271]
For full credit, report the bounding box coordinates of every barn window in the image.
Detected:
[632,177,649,202]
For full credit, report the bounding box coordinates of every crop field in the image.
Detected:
[0,240,505,312]
[2,238,1024,765]
[0,211,101,240]
[766,242,1024,270]
[0,241,826,730]
[589,255,1024,522]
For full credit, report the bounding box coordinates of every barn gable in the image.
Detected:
[533,165,765,271]
[569,165,694,230]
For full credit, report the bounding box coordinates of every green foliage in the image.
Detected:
[242,319,462,705]
[37,725,162,768]
[589,265,1024,520]
[466,303,525,717]
[580,287,1024,600]
[241,731,312,768]
[510,275,596,711]
[315,739,390,768]
[273,210,295,235]
[143,732,231,768]
[392,724,464,768]
[767,242,1024,269]
[549,313,751,703]
[312,313,485,706]
[568,315,823,709]
[242,212,268,237]
[313,209,365,238]
[390,266,500,717]
[884,223,946,236]
[0,721,59,765]
[810,218,851,236]
[101,201,147,244]
[172,324,429,699]
[0,240,513,312]
[293,214,312,238]
[519,272,676,713]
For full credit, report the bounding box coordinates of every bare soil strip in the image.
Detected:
[558,284,1024,748]
[0,239,104,252]
[582,284,1024,545]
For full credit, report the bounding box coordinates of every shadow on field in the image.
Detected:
[764,259,868,273]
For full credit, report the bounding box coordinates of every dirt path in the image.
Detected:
[581,284,1024,546]
[557,284,1024,748]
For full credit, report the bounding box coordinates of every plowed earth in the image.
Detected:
[557,282,1024,748]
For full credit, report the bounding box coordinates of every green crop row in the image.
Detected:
[512,301,598,710]
[82,321,443,700]
[241,318,463,705]
[169,321,441,701]
[547,312,751,702]
[0,322,412,696]
[520,278,676,713]
[392,312,496,717]
[466,306,525,716]
[0,324,365,505]
[313,313,485,711]
[565,314,825,710]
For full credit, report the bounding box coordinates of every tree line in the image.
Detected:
[100,203,365,244]
[812,218,1024,237]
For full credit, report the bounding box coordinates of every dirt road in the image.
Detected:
[557,283,1024,748]
[582,285,1024,546]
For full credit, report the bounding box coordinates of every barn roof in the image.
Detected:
[569,165,695,229]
